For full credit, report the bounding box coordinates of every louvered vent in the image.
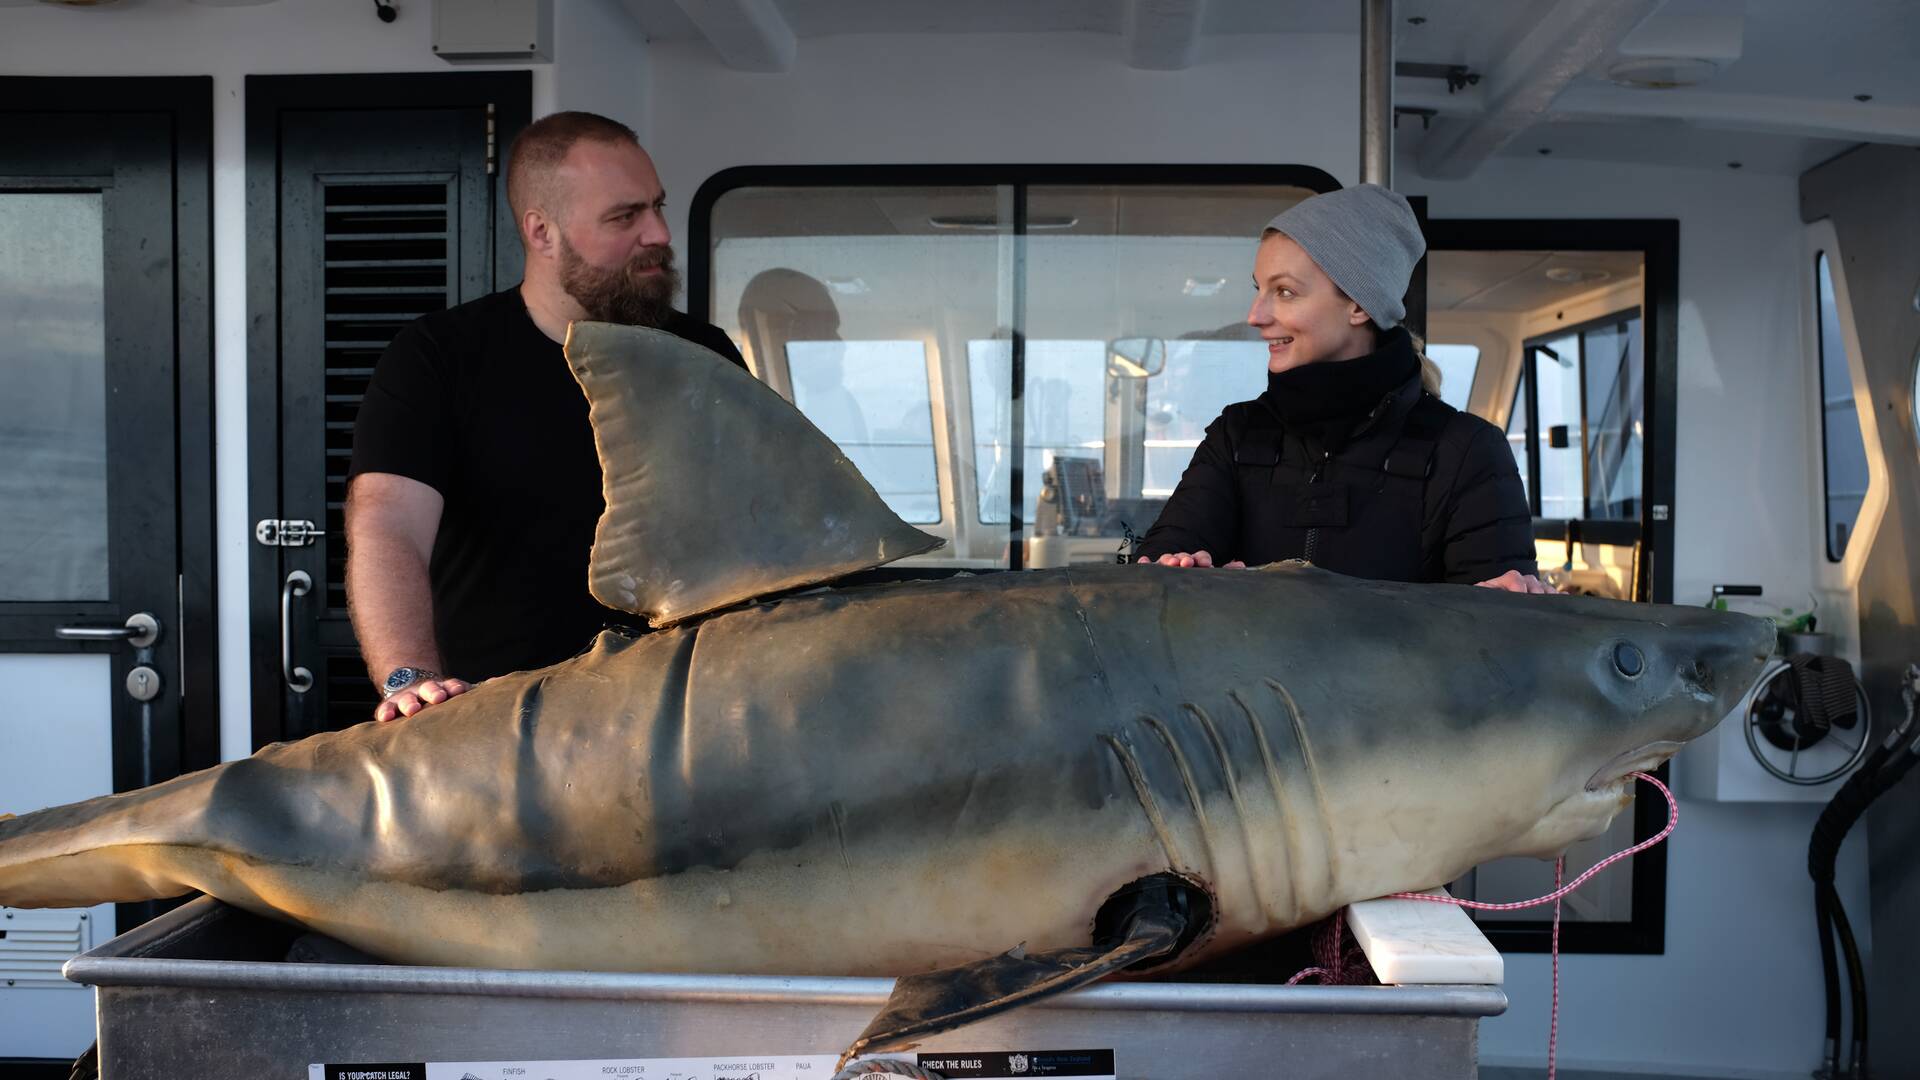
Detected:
[0,908,93,990]
[324,652,380,736]
[321,181,456,616]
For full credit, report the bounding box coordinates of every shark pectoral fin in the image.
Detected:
[563,321,944,628]
[841,909,1185,1064]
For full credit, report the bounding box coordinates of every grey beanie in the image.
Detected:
[1263,184,1425,330]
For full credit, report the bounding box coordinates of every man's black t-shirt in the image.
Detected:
[349,288,746,682]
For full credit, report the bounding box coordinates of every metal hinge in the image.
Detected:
[485,103,497,175]
[255,519,325,547]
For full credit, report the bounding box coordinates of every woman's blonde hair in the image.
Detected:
[1408,327,1443,398]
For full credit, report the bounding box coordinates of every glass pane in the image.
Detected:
[788,340,940,523]
[1581,317,1644,521]
[969,339,1106,526]
[1145,339,1268,497]
[0,193,108,601]
[1009,184,1318,561]
[1506,362,1531,508]
[1427,342,1479,412]
[1463,809,1637,924]
[1816,252,1867,561]
[1533,334,1583,520]
[710,185,1009,558]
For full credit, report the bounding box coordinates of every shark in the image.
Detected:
[0,323,1774,1057]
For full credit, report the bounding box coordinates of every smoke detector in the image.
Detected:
[1606,57,1720,89]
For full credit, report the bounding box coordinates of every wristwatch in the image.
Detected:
[381,666,440,699]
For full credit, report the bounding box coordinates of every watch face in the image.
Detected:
[384,668,416,693]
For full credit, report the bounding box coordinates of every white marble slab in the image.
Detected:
[1346,888,1505,985]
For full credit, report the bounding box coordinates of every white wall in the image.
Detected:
[646,31,1361,260]
[1409,156,1865,1078]
[0,0,645,764]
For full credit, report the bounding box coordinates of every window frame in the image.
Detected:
[1507,306,1645,539]
[1427,218,1679,957]
[688,164,1342,569]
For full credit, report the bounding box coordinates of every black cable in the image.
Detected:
[1806,667,1919,1079]
[1815,883,1841,1076]
[1829,884,1867,1077]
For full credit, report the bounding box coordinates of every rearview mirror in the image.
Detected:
[1108,337,1167,378]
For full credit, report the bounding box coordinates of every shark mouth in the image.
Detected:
[1585,741,1686,792]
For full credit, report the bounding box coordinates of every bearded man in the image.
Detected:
[346,111,746,722]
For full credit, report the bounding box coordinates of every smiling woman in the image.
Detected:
[1136,184,1544,591]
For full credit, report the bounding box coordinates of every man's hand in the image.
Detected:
[1476,569,1560,594]
[373,677,473,723]
[1137,550,1247,569]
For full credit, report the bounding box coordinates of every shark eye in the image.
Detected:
[1613,643,1645,678]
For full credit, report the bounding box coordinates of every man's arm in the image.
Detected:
[345,472,471,721]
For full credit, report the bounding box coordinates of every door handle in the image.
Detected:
[282,571,314,694]
[56,612,161,648]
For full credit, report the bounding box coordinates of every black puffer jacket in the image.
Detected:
[1138,334,1537,584]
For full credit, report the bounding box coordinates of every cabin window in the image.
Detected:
[1506,310,1645,523]
[1815,251,1867,561]
[698,168,1337,567]
[1426,342,1479,411]
[787,340,942,524]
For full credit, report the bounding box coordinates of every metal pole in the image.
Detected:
[1360,0,1394,187]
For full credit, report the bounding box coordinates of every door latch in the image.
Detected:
[255,519,325,547]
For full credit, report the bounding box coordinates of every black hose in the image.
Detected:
[1830,884,1868,1077]
[1815,883,1841,1073]
[1806,668,1920,1079]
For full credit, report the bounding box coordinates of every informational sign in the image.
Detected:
[310,1049,1115,1080]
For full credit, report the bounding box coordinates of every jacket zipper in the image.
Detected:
[1304,448,1331,564]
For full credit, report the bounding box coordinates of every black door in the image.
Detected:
[247,74,530,746]
[0,80,214,1067]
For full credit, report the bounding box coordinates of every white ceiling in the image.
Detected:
[631,0,1920,178]
[1429,250,1645,313]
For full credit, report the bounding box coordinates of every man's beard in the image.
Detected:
[558,235,682,328]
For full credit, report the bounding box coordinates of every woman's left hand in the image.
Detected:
[1475,569,1561,594]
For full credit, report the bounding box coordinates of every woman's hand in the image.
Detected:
[1137,551,1247,569]
[1475,569,1560,594]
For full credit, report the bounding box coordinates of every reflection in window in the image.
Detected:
[1426,343,1479,412]
[1534,334,1583,520]
[1144,340,1267,497]
[1816,252,1867,561]
[1507,313,1644,522]
[1463,808,1636,925]
[969,340,1106,526]
[788,341,941,524]
[0,193,109,601]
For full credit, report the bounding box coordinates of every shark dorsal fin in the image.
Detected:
[564,321,943,628]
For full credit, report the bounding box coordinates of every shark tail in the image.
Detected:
[0,769,220,908]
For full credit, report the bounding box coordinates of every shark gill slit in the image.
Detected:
[1265,676,1340,896]
[1137,714,1221,884]
[1229,688,1301,921]
[1183,701,1269,926]
[1099,733,1188,871]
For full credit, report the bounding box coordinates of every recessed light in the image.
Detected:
[1855,94,1874,102]
[1183,277,1226,297]
[1538,147,1553,156]
[1606,57,1720,89]
[1407,15,1427,25]
[1727,161,1743,170]
[827,277,870,295]
[1545,267,1612,285]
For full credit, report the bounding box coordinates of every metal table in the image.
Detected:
[65,898,1505,1079]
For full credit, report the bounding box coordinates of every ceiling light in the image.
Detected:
[1606,57,1720,89]
[1183,277,1226,297]
[827,277,870,296]
[1545,267,1612,285]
